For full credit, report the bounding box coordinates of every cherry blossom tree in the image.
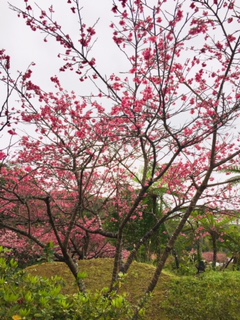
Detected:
[0,51,11,135]
[1,1,240,309]
[189,208,238,268]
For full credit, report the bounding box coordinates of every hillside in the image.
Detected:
[26,259,240,320]
[26,259,172,319]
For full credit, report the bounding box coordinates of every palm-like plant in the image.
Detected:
[223,166,240,184]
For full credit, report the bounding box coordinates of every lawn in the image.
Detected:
[26,259,172,319]
[26,259,240,320]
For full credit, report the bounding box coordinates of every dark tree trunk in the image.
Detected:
[211,233,218,270]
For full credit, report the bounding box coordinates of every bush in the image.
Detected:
[0,246,136,320]
[163,271,240,320]
[165,252,197,276]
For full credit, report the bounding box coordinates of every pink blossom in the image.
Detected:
[0,152,6,160]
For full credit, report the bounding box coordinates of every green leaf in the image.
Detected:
[112,296,125,308]
[77,272,88,280]
[4,292,19,303]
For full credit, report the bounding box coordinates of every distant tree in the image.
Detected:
[193,210,237,269]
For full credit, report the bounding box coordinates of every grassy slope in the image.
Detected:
[26,259,173,320]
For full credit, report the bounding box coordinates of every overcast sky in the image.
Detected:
[0,1,239,147]
[1,0,237,91]
[0,1,123,149]
[0,0,128,93]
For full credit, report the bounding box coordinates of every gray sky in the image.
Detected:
[0,0,239,193]
[0,0,239,143]
[1,0,237,94]
[0,0,126,93]
[0,1,147,122]
[0,0,129,148]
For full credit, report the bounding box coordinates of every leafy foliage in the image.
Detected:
[0,247,136,320]
[164,271,240,320]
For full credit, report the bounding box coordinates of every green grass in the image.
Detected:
[26,259,172,319]
[26,259,240,320]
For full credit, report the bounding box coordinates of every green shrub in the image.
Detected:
[165,253,197,276]
[72,289,135,320]
[163,271,240,320]
[0,246,136,320]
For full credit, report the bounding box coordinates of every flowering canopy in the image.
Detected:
[0,0,240,296]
